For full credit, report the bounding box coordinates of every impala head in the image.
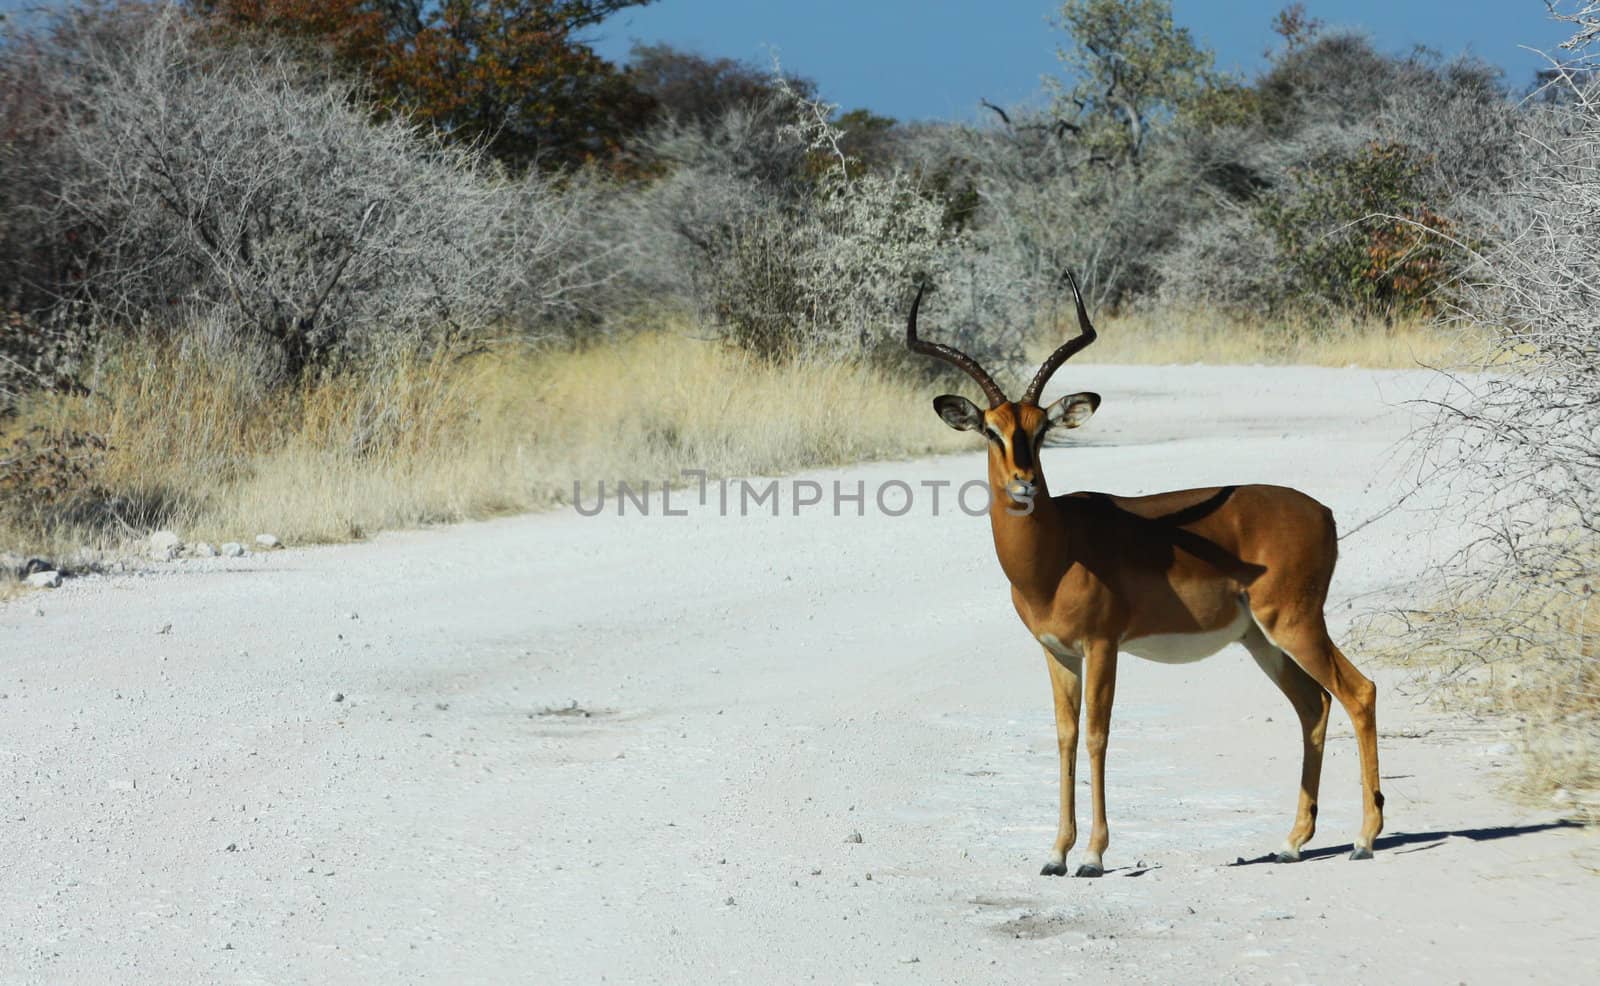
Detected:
[908,273,1101,505]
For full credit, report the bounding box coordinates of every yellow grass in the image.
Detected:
[1361,579,1600,814]
[0,330,964,562]
[1,307,1462,584]
[1038,307,1466,368]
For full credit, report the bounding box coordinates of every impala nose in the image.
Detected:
[1005,478,1037,503]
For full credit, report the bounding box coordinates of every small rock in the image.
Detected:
[221,542,246,558]
[25,571,61,589]
[330,692,345,703]
[148,530,182,561]
[346,612,359,621]
[724,896,735,906]
[255,534,281,549]
[21,557,52,577]
[899,956,921,964]
[224,842,238,852]
[191,542,217,558]
[156,623,172,635]
[844,831,863,844]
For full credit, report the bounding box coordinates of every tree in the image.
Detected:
[196,0,656,170]
[1049,0,1217,165]
[626,42,815,132]
[1551,0,1600,52]
[1266,2,1322,59]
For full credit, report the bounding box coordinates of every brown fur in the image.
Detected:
[961,399,1384,873]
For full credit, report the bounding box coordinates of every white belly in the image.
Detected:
[1120,604,1251,664]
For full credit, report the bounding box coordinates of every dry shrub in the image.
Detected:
[1042,307,1462,368]
[0,426,109,531]
[0,327,963,557]
[1364,577,1599,813]
[1366,73,1600,811]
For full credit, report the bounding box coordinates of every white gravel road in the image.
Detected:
[3,365,1595,985]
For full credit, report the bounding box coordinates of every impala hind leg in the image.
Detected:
[1241,625,1330,862]
[1040,648,1082,877]
[1076,641,1118,877]
[1251,611,1384,859]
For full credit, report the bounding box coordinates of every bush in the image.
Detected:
[1256,141,1461,318]
[45,7,523,379]
[0,4,607,386]
[0,425,109,531]
[1154,210,1288,315]
[1399,76,1600,802]
[197,0,656,171]
[1,311,92,419]
[607,77,968,364]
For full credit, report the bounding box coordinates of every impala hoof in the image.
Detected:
[1349,846,1373,861]
[1040,861,1069,877]
[1073,863,1103,878]
[1273,850,1301,864]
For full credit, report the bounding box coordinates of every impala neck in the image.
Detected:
[986,459,1071,598]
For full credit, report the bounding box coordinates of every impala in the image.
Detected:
[909,276,1383,876]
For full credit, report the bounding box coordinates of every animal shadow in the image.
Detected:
[1228,819,1585,865]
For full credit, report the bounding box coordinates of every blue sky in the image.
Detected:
[0,1,1582,120]
[590,1,1583,121]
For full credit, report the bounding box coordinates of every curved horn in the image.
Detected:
[905,282,1008,408]
[1022,270,1098,405]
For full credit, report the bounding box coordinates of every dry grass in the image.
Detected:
[0,306,1469,589]
[1038,307,1469,369]
[0,329,964,564]
[1361,577,1600,815]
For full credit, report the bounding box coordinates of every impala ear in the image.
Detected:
[932,394,984,432]
[1045,392,1100,430]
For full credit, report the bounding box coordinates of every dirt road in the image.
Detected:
[3,365,1594,984]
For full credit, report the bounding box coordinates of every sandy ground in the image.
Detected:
[2,365,1596,985]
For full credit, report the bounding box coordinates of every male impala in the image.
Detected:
[909,276,1383,876]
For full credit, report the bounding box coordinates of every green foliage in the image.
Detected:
[1050,0,1217,163]
[1256,141,1459,317]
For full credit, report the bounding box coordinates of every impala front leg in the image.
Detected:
[1040,648,1082,876]
[1078,640,1118,877]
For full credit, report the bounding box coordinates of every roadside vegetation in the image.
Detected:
[1361,0,1600,812]
[1,2,1595,800]
[1,330,964,562]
